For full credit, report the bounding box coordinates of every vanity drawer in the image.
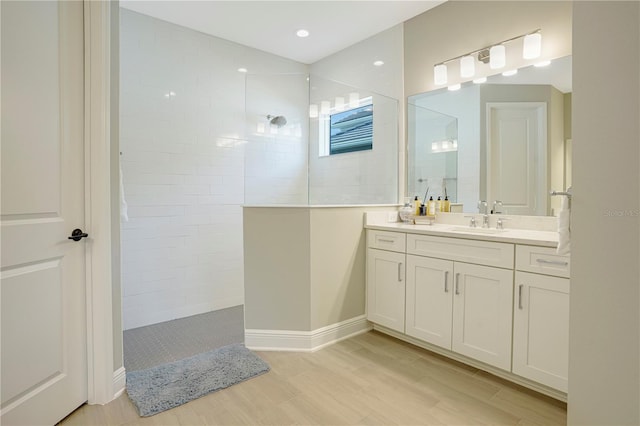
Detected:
[516,245,570,278]
[407,234,514,269]
[367,230,406,253]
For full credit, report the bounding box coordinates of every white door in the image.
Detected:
[366,248,405,333]
[405,255,453,349]
[452,262,513,371]
[513,271,570,392]
[1,2,87,425]
[487,103,547,215]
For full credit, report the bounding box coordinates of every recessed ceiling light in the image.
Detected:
[238,67,248,73]
[296,29,309,38]
[373,60,384,67]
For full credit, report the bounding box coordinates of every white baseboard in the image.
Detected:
[113,367,126,400]
[245,315,372,352]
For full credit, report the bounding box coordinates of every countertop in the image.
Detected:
[365,222,559,248]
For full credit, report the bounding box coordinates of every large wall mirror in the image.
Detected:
[408,55,572,216]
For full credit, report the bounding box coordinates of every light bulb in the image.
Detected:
[434,64,448,85]
[534,60,551,67]
[447,84,461,91]
[473,77,487,84]
[502,69,518,76]
[334,97,345,111]
[523,33,542,59]
[490,45,506,69]
[460,56,475,78]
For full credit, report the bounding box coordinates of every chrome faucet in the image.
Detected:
[478,200,489,228]
[493,200,503,214]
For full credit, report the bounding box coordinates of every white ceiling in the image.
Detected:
[120,1,445,64]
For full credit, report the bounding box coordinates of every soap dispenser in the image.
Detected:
[436,196,442,212]
[427,196,436,216]
[414,196,421,216]
[443,195,450,212]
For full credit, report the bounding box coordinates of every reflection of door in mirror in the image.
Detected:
[486,103,546,216]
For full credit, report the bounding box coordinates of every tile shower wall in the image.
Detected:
[120,10,307,329]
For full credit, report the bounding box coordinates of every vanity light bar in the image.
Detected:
[433,29,542,86]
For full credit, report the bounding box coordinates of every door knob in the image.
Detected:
[68,228,88,241]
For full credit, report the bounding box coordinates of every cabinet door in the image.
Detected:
[405,255,454,349]
[452,262,514,370]
[513,271,569,392]
[366,248,405,332]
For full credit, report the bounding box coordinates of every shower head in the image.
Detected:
[266,115,287,128]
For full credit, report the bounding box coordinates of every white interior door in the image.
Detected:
[1,2,87,425]
[487,103,547,215]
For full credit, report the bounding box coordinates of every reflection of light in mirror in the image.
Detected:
[431,139,458,153]
[334,97,345,111]
[502,69,518,76]
[257,123,265,133]
[448,84,461,91]
[349,92,359,108]
[164,91,176,99]
[320,101,330,114]
[473,77,487,84]
[535,60,552,67]
[217,138,247,148]
[309,104,318,118]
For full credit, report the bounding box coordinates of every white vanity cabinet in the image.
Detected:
[513,245,570,392]
[365,225,569,401]
[405,255,453,349]
[405,234,514,371]
[366,230,406,333]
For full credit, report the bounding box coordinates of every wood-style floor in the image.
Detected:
[60,331,567,425]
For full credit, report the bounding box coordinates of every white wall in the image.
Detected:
[569,2,640,424]
[120,10,306,329]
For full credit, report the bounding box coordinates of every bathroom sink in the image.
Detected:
[447,226,507,234]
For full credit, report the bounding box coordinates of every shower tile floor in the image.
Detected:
[123,305,244,372]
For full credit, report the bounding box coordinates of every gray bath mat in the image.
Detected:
[126,343,270,417]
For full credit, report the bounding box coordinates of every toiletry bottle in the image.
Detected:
[443,196,450,212]
[427,196,435,216]
[414,196,420,216]
[436,196,442,212]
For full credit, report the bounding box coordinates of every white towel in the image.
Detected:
[120,166,129,222]
[556,195,570,255]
